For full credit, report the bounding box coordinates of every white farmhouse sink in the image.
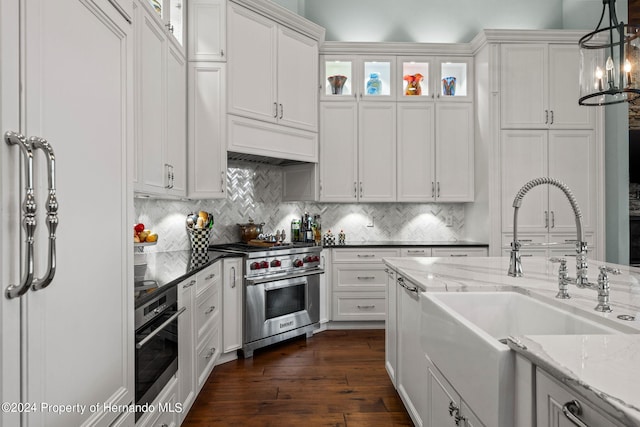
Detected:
[421,291,620,427]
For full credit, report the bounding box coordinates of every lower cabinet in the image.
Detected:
[177,261,222,423]
[536,369,622,427]
[136,376,179,427]
[331,248,400,321]
[427,357,484,427]
[222,257,243,353]
[384,268,397,386]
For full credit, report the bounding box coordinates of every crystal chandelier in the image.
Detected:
[579,0,640,106]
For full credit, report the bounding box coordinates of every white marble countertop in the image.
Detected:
[383,256,640,425]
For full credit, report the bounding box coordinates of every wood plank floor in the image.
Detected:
[182,329,413,427]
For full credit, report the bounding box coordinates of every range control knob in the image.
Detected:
[260,260,269,269]
[293,259,304,268]
[250,262,260,270]
[313,255,320,262]
[303,256,312,263]
[270,259,282,267]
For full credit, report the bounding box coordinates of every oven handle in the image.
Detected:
[135,307,186,350]
[245,269,323,286]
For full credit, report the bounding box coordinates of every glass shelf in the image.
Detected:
[401,61,430,98]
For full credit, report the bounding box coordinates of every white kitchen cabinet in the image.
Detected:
[401,248,433,257]
[188,62,227,199]
[397,56,473,102]
[397,274,428,427]
[222,257,242,353]
[319,101,396,202]
[227,2,318,132]
[500,129,597,234]
[397,102,474,202]
[385,268,398,386]
[144,0,186,54]
[0,0,134,425]
[178,275,197,424]
[427,358,485,427]
[188,0,226,61]
[321,55,396,101]
[331,248,399,321]
[135,0,187,198]
[319,249,332,325]
[501,43,594,129]
[431,247,489,257]
[137,376,179,427]
[536,369,622,427]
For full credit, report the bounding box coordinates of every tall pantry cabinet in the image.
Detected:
[1,0,134,426]
[469,30,605,260]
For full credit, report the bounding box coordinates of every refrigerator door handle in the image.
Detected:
[31,137,58,291]
[4,131,36,299]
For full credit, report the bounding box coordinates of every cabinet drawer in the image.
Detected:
[196,326,221,391]
[196,261,221,295]
[401,248,432,257]
[431,247,488,257]
[332,248,400,262]
[332,292,386,321]
[196,284,220,341]
[332,265,388,291]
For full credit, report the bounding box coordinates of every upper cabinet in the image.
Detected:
[500,43,595,129]
[188,0,226,61]
[397,56,473,102]
[134,0,187,197]
[321,56,396,101]
[227,2,319,132]
[146,0,186,54]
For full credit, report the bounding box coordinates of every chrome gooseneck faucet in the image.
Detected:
[508,177,619,312]
[508,177,587,284]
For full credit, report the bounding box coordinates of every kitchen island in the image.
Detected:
[383,256,640,427]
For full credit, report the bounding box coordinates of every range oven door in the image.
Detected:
[245,271,320,344]
[134,303,185,420]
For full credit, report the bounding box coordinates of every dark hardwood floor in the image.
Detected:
[182,329,413,426]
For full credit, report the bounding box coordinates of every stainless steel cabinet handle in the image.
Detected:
[273,102,278,118]
[165,22,174,33]
[220,49,224,57]
[221,171,225,192]
[359,181,363,198]
[357,276,375,280]
[431,182,435,198]
[183,279,196,289]
[551,211,555,228]
[450,254,468,257]
[562,400,589,427]
[165,163,171,189]
[31,137,58,291]
[205,305,216,315]
[279,103,283,119]
[353,181,357,198]
[136,307,186,349]
[550,110,554,124]
[5,131,36,299]
[205,273,216,280]
[437,182,440,198]
[407,250,425,254]
[545,211,549,228]
[357,305,375,309]
[545,109,549,124]
[357,254,375,258]
[231,266,236,288]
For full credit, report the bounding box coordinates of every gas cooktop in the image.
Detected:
[210,242,316,253]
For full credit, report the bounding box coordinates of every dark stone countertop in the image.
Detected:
[134,250,242,308]
[323,240,488,248]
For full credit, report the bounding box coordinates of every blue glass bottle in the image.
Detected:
[366,72,382,95]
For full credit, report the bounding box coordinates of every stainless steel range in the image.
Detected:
[214,243,322,357]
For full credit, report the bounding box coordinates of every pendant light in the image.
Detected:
[579,0,640,106]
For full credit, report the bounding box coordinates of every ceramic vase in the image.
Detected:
[328,75,347,95]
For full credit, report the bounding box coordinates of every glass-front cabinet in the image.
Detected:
[397,56,472,102]
[147,0,186,50]
[321,56,396,101]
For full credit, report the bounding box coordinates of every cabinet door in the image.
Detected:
[178,277,196,423]
[501,44,548,129]
[188,0,226,61]
[277,27,318,131]
[188,62,227,198]
[435,103,474,201]
[501,130,549,232]
[359,102,396,201]
[548,44,594,130]
[222,258,242,353]
[166,42,187,197]
[397,102,435,202]
[319,102,358,201]
[137,5,168,193]
[397,280,427,426]
[23,0,134,424]
[385,269,398,386]
[427,361,458,427]
[548,130,596,232]
[227,3,277,123]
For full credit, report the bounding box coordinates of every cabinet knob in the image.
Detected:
[205,305,216,315]
[220,49,224,57]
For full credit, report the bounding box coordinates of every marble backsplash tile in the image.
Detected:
[135,161,466,252]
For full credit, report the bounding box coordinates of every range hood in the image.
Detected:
[227,151,312,167]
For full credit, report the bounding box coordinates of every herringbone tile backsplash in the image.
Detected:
[135,161,466,252]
